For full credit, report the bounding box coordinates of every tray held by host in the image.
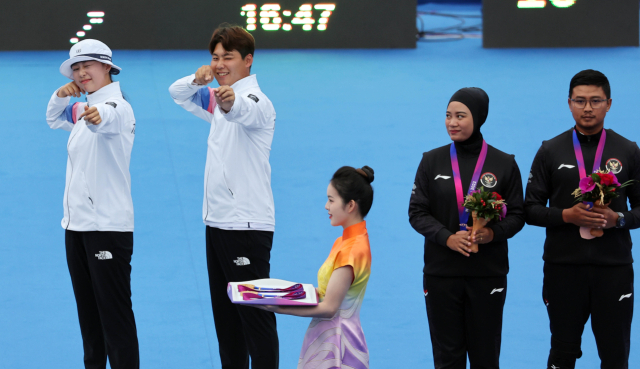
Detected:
[227,278,319,306]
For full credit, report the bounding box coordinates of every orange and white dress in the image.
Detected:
[298,221,372,369]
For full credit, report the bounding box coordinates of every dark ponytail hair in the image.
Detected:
[330,166,375,217]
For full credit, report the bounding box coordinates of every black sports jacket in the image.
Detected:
[409,139,525,277]
[524,128,640,265]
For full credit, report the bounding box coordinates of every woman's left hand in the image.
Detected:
[470,227,494,244]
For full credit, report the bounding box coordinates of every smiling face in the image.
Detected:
[569,85,611,134]
[210,42,253,86]
[71,60,111,93]
[446,101,474,142]
[326,183,356,227]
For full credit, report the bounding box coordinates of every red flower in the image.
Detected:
[492,192,503,200]
[599,173,614,186]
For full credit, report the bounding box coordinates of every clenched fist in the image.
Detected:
[57,81,86,98]
[194,65,215,85]
[214,86,235,113]
[79,105,102,125]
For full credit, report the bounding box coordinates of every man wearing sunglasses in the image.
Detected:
[524,69,640,369]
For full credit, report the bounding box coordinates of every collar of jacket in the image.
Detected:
[574,126,603,145]
[86,82,122,106]
[454,132,485,157]
[231,74,259,93]
[342,220,367,240]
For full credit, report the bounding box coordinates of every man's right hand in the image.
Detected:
[562,203,607,228]
[57,82,85,98]
[446,230,472,257]
[194,65,215,85]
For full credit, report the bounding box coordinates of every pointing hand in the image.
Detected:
[214,85,235,113]
[194,65,215,85]
[79,105,102,125]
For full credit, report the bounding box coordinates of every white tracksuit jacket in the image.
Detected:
[46,82,136,232]
[169,74,276,230]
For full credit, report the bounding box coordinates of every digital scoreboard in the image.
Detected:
[0,0,415,50]
[483,0,639,48]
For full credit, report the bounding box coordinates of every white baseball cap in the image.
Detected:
[59,39,122,79]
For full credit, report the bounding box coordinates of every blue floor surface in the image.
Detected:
[1,37,640,368]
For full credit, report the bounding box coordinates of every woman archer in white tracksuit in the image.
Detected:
[45,39,139,369]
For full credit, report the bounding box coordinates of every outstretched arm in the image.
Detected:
[216,86,275,130]
[81,102,131,135]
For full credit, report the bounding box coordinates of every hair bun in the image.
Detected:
[359,166,374,184]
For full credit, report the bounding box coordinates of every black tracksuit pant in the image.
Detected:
[206,226,279,369]
[65,230,139,369]
[424,274,507,369]
[543,263,634,369]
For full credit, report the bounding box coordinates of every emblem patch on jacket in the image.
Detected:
[606,158,622,174]
[480,172,497,188]
[247,94,259,103]
[105,102,117,108]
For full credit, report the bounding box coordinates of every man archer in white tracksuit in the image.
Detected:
[169,24,278,369]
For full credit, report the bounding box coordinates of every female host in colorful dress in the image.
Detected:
[408,88,525,369]
[259,166,374,369]
[45,39,139,369]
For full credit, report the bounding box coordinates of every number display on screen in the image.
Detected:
[241,3,336,31]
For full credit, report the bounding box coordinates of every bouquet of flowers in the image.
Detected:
[571,170,636,238]
[463,186,507,252]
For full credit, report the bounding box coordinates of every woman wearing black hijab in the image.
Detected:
[408,88,525,368]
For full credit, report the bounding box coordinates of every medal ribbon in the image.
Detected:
[572,129,606,179]
[451,140,488,231]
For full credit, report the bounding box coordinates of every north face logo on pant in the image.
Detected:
[233,257,250,266]
[95,251,113,260]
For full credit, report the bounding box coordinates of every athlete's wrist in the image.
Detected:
[561,208,569,223]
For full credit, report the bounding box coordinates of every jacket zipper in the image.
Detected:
[223,169,234,197]
[82,172,94,208]
[204,167,211,220]
[65,129,81,229]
